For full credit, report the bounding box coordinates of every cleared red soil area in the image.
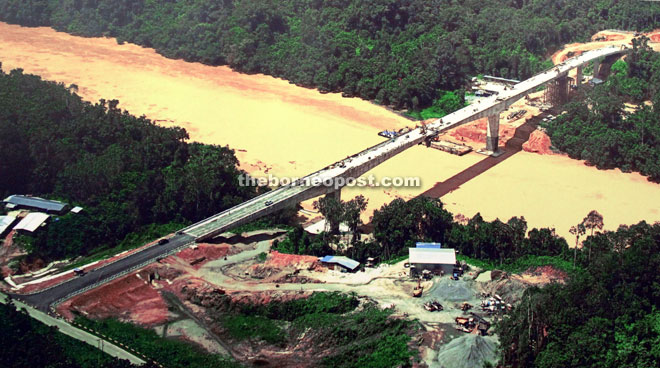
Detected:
[522,130,553,155]
[263,251,319,270]
[57,265,170,325]
[175,243,234,270]
[449,118,518,147]
[513,265,568,285]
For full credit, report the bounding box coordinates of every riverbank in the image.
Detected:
[1,22,659,240]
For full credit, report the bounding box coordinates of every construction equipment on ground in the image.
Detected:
[412,278,423,297]
[460,302,473,311]
[507,109,527,120]
[424,300,444,312]
[481,294,512,314]
[422,269,434,280]
[455,313,491,335]
[429,140,473,156]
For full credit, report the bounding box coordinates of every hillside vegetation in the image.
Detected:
[0,300,139,368]
[0,0,659,112]
[545,38,660,181]
[498,221,660,367]
[0,66,259,261]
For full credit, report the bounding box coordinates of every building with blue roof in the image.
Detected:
[320,255,360,272]
[416,242,442,249]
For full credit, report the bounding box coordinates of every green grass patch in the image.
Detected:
[381,254,408,265]
[63,222,186,271]
[221,315,285,345]
[229,219,293,233]
[75,317,241,368]
[458,254,580,274]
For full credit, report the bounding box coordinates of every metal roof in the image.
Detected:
[3,195,67,212]
[0,215,17,235]
[13,212,50,232]
[409,248,456,265]
[416,242,442,249]
[320,255,360,270]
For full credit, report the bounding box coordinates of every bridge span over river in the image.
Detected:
[14,45,630,311]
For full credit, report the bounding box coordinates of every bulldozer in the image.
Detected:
[412,278,423,297]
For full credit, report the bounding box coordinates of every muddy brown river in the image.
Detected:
[1,22,659,240]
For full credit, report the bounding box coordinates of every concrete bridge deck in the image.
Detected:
[186,45,631,241]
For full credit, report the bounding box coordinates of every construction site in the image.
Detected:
[2,25,660,368]
[0,227,566,367]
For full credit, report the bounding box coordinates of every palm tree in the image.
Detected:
[569,223,585,267]
[582,210,604,262]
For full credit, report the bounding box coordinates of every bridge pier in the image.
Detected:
[478,113,502,156]
[324,190,342,233]
[592,60,600,79]
[576,66,583,86]
[326,189,341,202]
[545,75,569,105]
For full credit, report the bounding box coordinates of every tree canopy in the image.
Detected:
[1,0,659,110]
[0,66,259,260]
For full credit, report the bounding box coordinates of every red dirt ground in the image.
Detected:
[522,130,554,155]
[264,251,320,270]
[175,243,233,270]
[512,265,568,285]
[449,118,517,147]
[650,33,660,43]
[57,266,169,325]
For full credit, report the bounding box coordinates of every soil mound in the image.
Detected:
[176,243,233,269]
[58,266,169,325]
[433,334,498,368]
[522,130,553,155]
[265,251,320,269]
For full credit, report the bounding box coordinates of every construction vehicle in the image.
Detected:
[423,300,443,312]
[412,278,423,297]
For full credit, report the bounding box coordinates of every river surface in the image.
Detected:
[1,22,659,240]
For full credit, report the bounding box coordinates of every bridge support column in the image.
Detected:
[478,113,502,156]
[323,190,342,233]
[592,60,600,79]
[326,189,341,202]
[576,66,583,86]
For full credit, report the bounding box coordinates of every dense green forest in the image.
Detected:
[498,221,660,367]
[0,66,259,261]
[274,196,571,271]
[0,300,143,368]
[1,0,659,111]
[545,38,660,181]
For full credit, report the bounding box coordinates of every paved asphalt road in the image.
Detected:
[1,292,145,365]
[13,233,195,311]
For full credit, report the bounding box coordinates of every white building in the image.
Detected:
[409,248,457,277]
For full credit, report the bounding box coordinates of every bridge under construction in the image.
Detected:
[14,45,630,310]
[183,45,631,242]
